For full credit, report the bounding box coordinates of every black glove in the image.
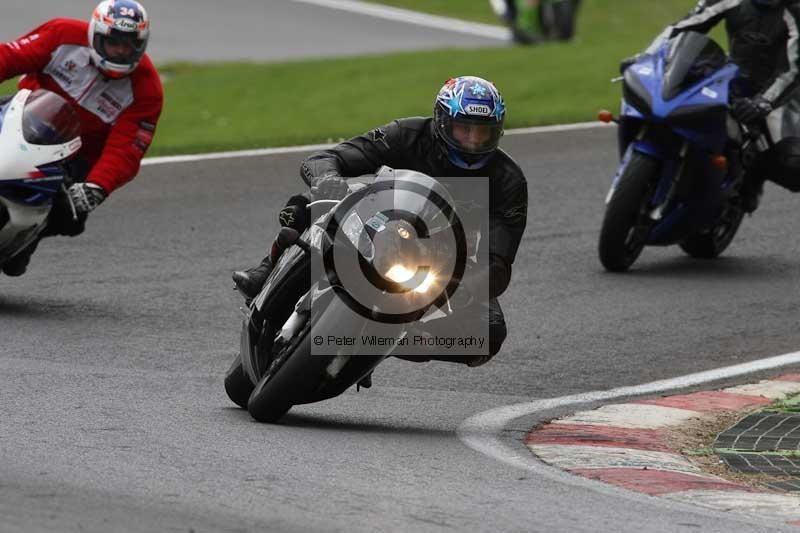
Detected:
[310,175,349,200]
[619,54,641,75]
[732,96,774,124]
[67,182,107,215]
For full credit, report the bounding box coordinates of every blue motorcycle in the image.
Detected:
[598,31,770,272]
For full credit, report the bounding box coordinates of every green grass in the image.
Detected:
[4,1,722,155]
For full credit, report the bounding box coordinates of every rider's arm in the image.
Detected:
[487,180,528,297]
[643,1,735,57]
[0,20,61,81]
[85,63,163,195]
[762,3,800,105]
[464,177,527,301]
[672,0,736,35]
[300,119,417,186]
[673,0,736,36]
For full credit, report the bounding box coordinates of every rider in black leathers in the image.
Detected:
[233,76,528,367]
[624,0,800,210]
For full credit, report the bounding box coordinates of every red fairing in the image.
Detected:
[0,18,163,194]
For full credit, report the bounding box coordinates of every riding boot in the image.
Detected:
[1,237,40,277]
[232,254,275,299]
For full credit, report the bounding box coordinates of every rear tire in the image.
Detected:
[224,357,253,409]
[598,153,660,272]
[679,204,744,259]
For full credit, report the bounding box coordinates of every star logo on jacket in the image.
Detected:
[369,128,390,149]
[63,60,77,72]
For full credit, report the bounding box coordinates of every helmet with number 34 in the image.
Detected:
[88,0,150,79]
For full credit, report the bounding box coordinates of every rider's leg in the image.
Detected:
[232,194,310,298]
[393,299,507,367]
[517,0,543,41]
[741,99,800,213]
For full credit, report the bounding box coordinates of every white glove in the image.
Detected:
[68,183,107,215]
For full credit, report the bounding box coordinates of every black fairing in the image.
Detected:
[623,69,653,115]
[662,32,727,101]
[0,204,8,232]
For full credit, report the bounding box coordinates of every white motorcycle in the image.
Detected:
[0,89,82,273]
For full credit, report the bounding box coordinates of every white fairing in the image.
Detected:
[0,89,82,265]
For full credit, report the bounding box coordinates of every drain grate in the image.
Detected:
[714,413,800,452]
[714,413,800,481]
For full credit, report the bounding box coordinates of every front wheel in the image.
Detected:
[679,204,745,259]
[246,322,314,423]
[224,357,253,409]
[598,152,660,272]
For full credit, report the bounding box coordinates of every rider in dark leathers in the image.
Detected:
[626,0,800,210]
[233,76,528,367]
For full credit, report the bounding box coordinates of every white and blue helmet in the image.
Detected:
[433,76,506,170]
[88,0,150,79]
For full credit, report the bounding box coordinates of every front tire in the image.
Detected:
[224,357,253,409]
[246,322,317,423]
[598,152,660,272]
[679,204,744,259]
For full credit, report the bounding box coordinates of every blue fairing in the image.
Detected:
[621,47,738,153]
[609,36,740,246]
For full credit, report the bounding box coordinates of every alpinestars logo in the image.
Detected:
[279,208,296,227]
[369,128,390,149]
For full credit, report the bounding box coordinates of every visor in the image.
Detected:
[439,114,503,155]
[93,29,146,66]
[22,90,81,146]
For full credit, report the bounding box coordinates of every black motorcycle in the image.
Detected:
[225,168,470,423]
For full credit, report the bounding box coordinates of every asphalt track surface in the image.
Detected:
[1,1,502,63]
[2,127,800,532]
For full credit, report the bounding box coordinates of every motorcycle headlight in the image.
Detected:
[385,264,437,294]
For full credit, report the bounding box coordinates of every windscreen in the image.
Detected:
[22,90,81,146]
[330,171,462,276]
[662,32,727,101]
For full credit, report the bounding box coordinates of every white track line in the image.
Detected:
[291,0,509,40]
[141,122,607,167]
[458,349,800,472]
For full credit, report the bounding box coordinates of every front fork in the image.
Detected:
[609,122,689,216]
[648,141,688,222]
